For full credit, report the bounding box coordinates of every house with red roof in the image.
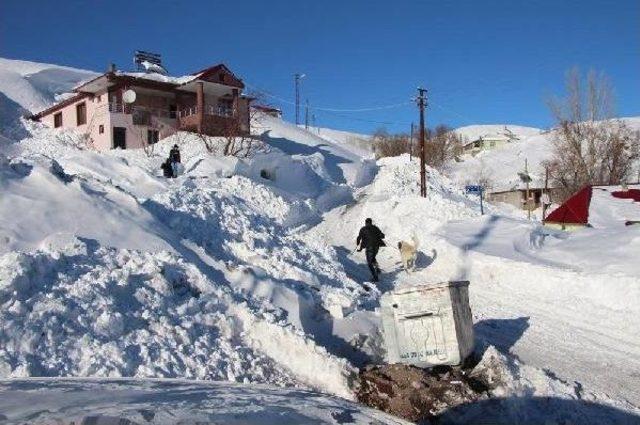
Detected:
[544,184,640,230]
[30,63,252,151]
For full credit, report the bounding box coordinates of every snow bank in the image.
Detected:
[0,378,409,424]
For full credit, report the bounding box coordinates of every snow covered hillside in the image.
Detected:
[1,57,639,423]
[0,58,98,140]
[449,119,640,193]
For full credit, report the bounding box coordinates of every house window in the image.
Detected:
[98,125,104,134]
[76,102,87,126]
[218,98,233,116]
[147,129,159,145]
[54,112,62,128]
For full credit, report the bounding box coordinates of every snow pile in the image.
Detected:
[0,234,357,398]
[0,157,172,255]
[254,114,378,189]
[305,125,373,158]
[0,117,372,399]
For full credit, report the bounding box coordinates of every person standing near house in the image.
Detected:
[169,144,181,178]
[356,218,386,282]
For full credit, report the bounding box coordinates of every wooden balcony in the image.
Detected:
[177,105,243,136]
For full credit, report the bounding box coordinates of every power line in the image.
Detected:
[246,82,412,113]
[313,108,412,126]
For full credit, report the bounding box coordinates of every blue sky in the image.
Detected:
[1,0,638,133]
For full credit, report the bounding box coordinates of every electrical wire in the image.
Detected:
[245,82,413,113]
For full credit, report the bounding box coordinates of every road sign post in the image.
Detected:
[465,185,485,215]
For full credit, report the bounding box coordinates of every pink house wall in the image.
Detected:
[39,92,113,150]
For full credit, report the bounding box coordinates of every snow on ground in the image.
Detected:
[304,125,373,158]
[1,58,639,421]
[313,154,640,413]
[0,378,409,424]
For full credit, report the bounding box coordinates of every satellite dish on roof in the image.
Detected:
[122,89,137,104]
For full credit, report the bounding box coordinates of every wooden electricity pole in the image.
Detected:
[294,73,305,125]
[525,158,531,220]
[409,122,414,161]
[416,88,428,197]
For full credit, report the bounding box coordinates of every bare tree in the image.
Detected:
[372,128,410,158]
[424,124,464,170]
[545,68,640,200]
[198,95,270,158]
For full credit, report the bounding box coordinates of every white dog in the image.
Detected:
[397,235,419,273]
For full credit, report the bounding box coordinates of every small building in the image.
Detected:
[252,104,282,118]
[463,134,511,154]
[31,63,252,151]
[488,187,556,211]
[543,184,640,230]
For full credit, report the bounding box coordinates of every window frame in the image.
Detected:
[147,129,159,145]
[76,102,87,126]
[53,112,63,128]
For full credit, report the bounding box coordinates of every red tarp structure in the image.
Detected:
[545,186,593,224]
[612,189,640,202]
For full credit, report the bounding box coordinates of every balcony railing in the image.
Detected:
[178,105,235,118]
[109,103,177,119]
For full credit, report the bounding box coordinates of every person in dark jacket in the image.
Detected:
[169,144,181,177]
[356,218,386,282]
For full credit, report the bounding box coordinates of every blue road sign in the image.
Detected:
[465,185,483,194]
[465,185,485,215]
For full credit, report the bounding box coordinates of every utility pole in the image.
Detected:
[409,122,414,161]
[294,73,305,125]
[525,159,531,220]
[416,88,428,198]
[543,166,549,220]
[305,99,309,130]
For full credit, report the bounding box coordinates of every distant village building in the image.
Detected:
[462,127,520,155]
[488,187,556,211]
[252,104,282,118]
[31,62,252,150]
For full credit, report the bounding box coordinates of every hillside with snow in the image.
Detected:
[1,57,639,423]
[449,119,640,193]
[0,58,98,141]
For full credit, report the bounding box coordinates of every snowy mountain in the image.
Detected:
[0,57,98,140]
[1,57,639,423]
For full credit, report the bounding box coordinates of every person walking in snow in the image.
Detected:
[357,218,386,282]
[169,144,181,177]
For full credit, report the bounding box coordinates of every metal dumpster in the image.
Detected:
[380,281,474,367]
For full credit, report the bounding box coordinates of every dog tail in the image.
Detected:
[411,234,420,249]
